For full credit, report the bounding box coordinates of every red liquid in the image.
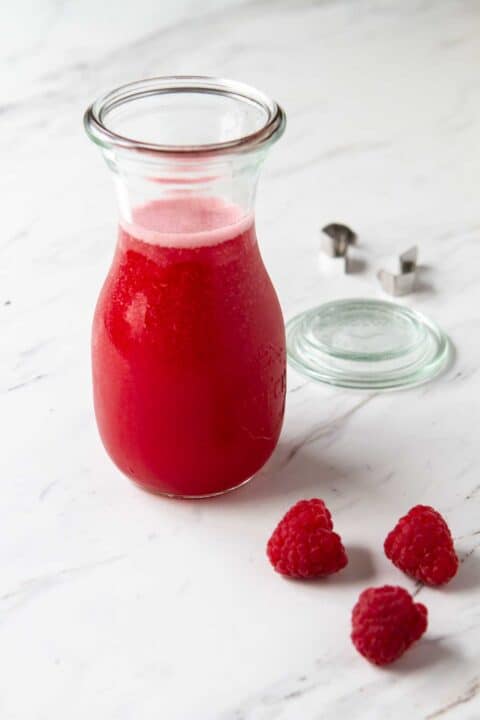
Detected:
[92,197,286,496]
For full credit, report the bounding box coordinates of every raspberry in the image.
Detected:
[351,586,428,665]
[277,498,333,532]
[266,499,347,578]
[384,505,458,586]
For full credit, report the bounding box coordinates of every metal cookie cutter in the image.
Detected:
[320,223,356,271]
[377,246,418,296]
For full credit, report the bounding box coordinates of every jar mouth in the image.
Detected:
[84,76,286,157]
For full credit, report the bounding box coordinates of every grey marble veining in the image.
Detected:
[1,0,479,718]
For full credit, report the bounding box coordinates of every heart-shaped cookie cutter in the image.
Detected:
[377,246,418,296]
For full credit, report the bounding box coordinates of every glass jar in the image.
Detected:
[84,76,286,497]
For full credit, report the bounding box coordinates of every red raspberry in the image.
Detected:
[384,505,458,586]
[266,499,347,578]
[351,586,428,665]
[277,498,333,532]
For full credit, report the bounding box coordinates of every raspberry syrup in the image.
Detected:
[92,196,286,496]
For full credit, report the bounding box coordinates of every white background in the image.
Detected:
[1,1,479,718]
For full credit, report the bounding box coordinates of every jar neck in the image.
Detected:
[85,77,285,233]
[103,147,266,227]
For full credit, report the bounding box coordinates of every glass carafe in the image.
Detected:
[84,77,286,498]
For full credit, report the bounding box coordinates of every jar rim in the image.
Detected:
[84,75,286,157]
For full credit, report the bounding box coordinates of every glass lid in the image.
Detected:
[286,298,450,390]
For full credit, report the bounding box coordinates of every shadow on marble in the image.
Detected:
[217,445,346,506]
[387,637,461,674]
[330,544,376,585]
[272,545,376,590]
[442,551,480,593]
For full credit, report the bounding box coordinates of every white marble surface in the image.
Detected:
[1,0,480,718]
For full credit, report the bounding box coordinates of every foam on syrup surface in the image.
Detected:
[120,196,253,249]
